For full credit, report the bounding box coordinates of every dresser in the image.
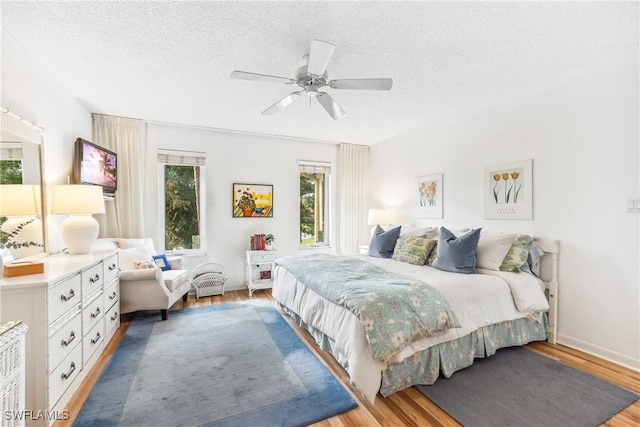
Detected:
[0,250,119,426]
[245,250,278,296]
[0,321,28,427]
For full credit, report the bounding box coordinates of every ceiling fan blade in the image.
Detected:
[307,40,335,76]
[230,70,296,85]
[262,91,303,115]
[315,92,347,120]
[329,78,393,90]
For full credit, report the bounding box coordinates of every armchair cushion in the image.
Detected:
[119,268,163,282]
[162,269,189,292]
[119,246,153,271]
[115,238,156,254]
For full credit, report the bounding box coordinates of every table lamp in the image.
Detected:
[50,185,106,255]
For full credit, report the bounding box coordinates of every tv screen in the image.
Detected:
[75,138,117,194]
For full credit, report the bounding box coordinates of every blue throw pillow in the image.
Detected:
[432,227,482,274]
[368,225,401,258]
[152,254,171,271]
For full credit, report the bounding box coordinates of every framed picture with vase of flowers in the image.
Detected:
[233,183,273,218]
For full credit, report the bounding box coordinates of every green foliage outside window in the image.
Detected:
[164,165,201,251]
[300,173,325,245]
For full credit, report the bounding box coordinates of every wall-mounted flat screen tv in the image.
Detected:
[74,138,117,194]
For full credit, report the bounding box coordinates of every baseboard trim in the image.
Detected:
[557,333,640,372]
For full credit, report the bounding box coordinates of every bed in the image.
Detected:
[272,227,559,403]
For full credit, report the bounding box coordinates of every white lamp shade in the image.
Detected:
[367,209,390,226]
[51,185,106,215]
[51,185,105,255]
[0,184,40,215]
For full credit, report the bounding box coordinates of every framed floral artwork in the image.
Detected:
[233,183,273,217]
[415,173,443,218]
[483,159,533,220]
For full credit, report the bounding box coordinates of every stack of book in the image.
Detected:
[250,234,266,250]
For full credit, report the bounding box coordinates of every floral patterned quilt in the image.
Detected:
[275,254,460,360]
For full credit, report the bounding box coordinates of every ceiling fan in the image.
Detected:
[230,39,393,120]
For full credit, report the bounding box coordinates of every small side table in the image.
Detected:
[245,250,278,297]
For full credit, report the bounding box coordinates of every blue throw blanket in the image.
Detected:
[275,254,460,360]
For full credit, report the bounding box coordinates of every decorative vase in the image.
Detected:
[265,244,273,250]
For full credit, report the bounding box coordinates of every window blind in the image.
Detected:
[298,161,331,174]
[158,149,206,166]
[0,143,22,160]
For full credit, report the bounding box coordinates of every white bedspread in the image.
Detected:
[272,255,548,402]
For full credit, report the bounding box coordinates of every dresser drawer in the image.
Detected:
[82,294,103,334]
[48,311,82,372]
[83,321,104,365]
[103,279,119,312]
[105,302,120,341]
[48,274,82,323]
[49,344,82,407]
[103,253,119,284]
[248,252,278,263]
[82,262,103,299]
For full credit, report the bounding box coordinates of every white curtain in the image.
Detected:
[336,143,369,254]
[92,114,146,238]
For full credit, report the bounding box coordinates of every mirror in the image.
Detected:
[0,111,47,262]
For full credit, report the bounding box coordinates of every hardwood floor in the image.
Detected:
[58,290,639,427]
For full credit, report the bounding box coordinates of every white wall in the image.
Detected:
[145,123,338,287]
[370,47,640,370]
[1,28,93,252]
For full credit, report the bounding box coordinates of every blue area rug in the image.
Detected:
[74,300,357,427]
[416,346,639,427]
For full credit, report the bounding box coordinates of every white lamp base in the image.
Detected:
[0,216,44,259]
[61,214,99,255]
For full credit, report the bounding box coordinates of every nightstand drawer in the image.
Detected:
[247,252,278,263]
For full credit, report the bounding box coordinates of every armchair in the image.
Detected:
[94,238,190,320]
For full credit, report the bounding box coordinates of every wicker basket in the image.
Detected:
[189,262,227,299]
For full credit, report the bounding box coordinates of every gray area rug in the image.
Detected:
[74,300,357,426]
[416,346,638,427]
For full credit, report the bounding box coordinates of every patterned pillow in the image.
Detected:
[392,236,437,265]
[426,240,438,265]
[133,260,156,269]
[499,235,534,272]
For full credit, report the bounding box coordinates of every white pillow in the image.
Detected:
[476,232,516,271]
[119,246,153,271]
[114,238,157,255]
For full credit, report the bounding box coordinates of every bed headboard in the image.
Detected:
[533,238,559,344]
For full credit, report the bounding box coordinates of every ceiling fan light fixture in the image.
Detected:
[231,39,393,120]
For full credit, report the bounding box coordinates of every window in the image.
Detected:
[158,150,206,253]
[299,161,331,247]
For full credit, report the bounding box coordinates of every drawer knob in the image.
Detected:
[109,291,117,300]
[108,263,117,271]
[61,362,76,380]
[110,311,118,321]
[60,289,76,302]
[61,331,76,347]
[90,331,101,345]
[89,274,100,283]
[90,307,101,319]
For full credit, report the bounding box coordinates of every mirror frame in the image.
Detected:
[1,106,48,256]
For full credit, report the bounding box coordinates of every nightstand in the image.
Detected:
[245,250,279,296]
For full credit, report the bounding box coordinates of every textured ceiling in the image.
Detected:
[2,1,638,145]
